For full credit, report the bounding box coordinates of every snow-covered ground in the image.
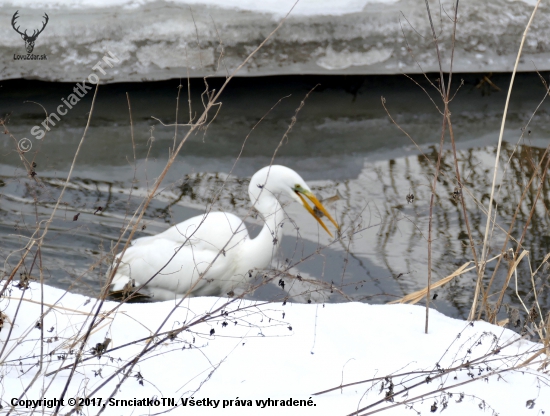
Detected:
[2,0,402,15]
[1,282,548,415]
[0,0,549,82]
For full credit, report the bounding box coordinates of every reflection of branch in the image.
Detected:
[150,116,198,127]
[474,0,542,320]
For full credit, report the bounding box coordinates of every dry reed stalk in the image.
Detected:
[421,0,457,334]
[470,0,542,321]
[446,118,481,308]
[480,144,550,320]
[389,254,501,305]
[491,153,550,317]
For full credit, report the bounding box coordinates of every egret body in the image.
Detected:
[109,165,338,300]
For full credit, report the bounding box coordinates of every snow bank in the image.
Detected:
[1,0,549,82]
[1,282,548,415]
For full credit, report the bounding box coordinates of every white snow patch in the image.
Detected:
[506,0,539,6]
[137,43,214,69]
[1,282,548,415]
[317,46,393,70]
[0,0,399,15]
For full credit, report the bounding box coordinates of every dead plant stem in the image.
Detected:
[471,0,542,320]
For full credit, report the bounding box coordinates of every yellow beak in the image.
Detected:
[294,187,339,237]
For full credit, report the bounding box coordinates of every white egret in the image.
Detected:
[109,165,338,300]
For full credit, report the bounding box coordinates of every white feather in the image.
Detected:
[109,165,334,301]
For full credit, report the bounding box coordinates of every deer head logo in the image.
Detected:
[11,11,49,54]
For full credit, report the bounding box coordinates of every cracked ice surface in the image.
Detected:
[0,0,548,83]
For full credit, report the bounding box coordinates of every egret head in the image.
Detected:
[249,165,339,236]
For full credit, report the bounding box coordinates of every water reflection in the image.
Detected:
[1,139,548,321]
[1,74,549,323]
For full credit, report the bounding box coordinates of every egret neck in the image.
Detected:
[239,187,285,275]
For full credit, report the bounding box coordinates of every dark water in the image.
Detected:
[1,73,549,323]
